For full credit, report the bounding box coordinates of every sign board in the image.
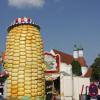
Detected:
[44,52,60,73]
[89,83,98,97]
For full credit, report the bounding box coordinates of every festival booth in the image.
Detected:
[44,52,60,100]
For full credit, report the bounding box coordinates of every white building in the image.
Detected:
[50,48,88,76]
[44,48,90,100]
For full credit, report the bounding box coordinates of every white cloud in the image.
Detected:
[8,0,45,8]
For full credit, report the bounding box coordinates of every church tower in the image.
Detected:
[78,47,84,57]
[73,45,78,59]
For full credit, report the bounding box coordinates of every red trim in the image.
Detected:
[44,52,60,74]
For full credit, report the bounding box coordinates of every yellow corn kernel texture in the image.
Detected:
[5,24,45,100]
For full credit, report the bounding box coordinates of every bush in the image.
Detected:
[72,60,82,76]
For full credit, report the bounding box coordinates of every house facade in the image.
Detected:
[44,48,90,100]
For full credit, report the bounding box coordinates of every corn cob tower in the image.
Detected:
[4,17,45,100]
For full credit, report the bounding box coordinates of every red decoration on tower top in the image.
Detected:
[21,18,24,23]
[15,18,18,23]
[27,18,31,23]
[14,17,33,25]
[8,17,40,32]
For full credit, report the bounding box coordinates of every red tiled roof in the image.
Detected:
[53,49,73,64]
[53,49,87,67]
[77,57,87,67]
[84,68,92,77]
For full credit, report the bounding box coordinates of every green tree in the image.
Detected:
[71,59,82,76]
[91,55,100,81]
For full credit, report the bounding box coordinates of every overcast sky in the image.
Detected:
[0,0,100,65]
